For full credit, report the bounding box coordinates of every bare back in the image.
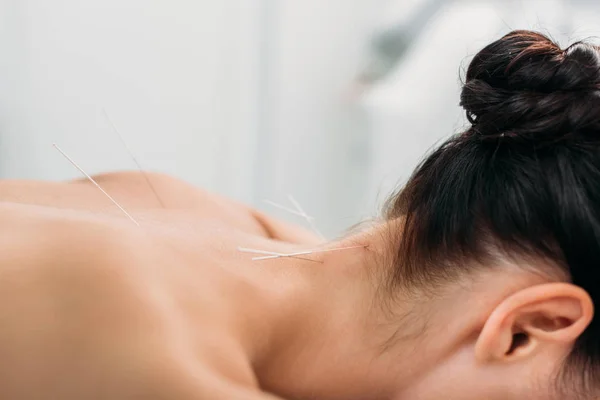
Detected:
[0,172,311,399]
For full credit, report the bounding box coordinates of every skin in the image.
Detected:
[0,171,594,399]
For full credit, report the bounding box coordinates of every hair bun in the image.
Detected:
[460,30,600,143]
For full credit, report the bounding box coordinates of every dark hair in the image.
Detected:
[386,30,600,397]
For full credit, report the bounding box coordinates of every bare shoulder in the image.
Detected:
[84,171,322,243]
[83,170,254,212]
[72,170,211,208]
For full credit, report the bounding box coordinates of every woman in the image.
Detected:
[0,30,599,399]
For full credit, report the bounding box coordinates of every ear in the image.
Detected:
[474,283,594,363]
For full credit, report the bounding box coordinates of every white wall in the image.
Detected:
[0,0,385,236]
[254,0,385,236]
[0,0,261,202]
[0,0,387,236]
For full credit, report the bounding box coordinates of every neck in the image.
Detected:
[239,230,403,400]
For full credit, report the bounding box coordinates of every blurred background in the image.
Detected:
[0,0,598,236]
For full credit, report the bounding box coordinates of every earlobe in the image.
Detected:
[474,283,594,363]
